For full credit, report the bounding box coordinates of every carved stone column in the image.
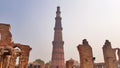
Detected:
[0,47,4,68]
[77,39,94,68]
[0,47,12,68]
[8,50,20,68]
[0,24,31,68]
[17,44,32,68]
[0,24,14,68]
[0,56,3,68]
[2,55,11,68]
[102,40,118,68]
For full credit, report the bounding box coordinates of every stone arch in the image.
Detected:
[14,43,32,68]
[0,24,31,68]
[14,45,22,52]
[14,46,21,66]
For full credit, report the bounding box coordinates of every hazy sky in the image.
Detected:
[0,0,120,63]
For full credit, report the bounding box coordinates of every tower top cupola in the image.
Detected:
[56,6,61,17]
[55,6,62,30]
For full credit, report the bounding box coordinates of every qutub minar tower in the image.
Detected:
[51,6,65,68]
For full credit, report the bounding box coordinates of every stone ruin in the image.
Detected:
[77,39,120,68]
[103,40,118,68]
[0,23,32,68]
[77,39,94,68]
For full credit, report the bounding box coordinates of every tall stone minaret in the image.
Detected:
[51,6,65,68]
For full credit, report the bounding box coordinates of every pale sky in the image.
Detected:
[0,0,120,63]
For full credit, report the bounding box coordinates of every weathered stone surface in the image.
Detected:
[0,23,32,68]
[77,39,94,68]
[15,43,32,68]
[102,40,118,68]
[0,23,13,47]
[94,62,105,68]
[118,49,120,64]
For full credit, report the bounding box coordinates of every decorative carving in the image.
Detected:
[0,23,32,68]
[14,43,31,68]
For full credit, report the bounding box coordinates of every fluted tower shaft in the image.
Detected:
[51,6,65,68]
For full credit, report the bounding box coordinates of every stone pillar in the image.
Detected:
[9,50,20,68]
[0,23,32,68]
[118,48,120,64]
[2,55,11,68]
[102,40,118,68]
[77,39,94,68]
[18,44,32,68]
[0,47,14,68]
[0,47,4,68]
[0,56,3,68]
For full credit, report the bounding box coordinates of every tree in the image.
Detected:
[34,59,45,64]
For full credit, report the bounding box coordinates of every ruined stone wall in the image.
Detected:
[0,23,32,68]
[102,40,118,68]
[118,49,120,64]
[0,23,13,46]
[77,39,94,68]
[15,43,32,68]
[94,63,105,68]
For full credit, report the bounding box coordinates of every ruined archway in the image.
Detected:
[0,23,32,68]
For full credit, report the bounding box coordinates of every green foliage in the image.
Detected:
[34,59,45,64]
